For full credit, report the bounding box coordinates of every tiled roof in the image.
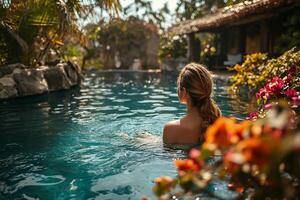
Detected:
[170,0,297,34]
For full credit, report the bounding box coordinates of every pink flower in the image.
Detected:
[256,90,262,98]
[256,88,266,98]
[292,96,300,103]
[189,149,201,160]
[246,112,258,120]
[264,103,273,110]
[285,89,297,98]
[270,76,284,94]
[256,76,285,100]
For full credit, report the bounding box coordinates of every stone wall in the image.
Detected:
[0,61,81,99]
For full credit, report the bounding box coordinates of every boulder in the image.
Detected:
[63,61,81,86]
[13,68,48,96]
[0,61,81,99]
[0,75,18,99]
[42,65,72,91]
[0,63,27,78]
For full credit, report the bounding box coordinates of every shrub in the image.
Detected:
[228,53,268,93]
[229,49,300,94]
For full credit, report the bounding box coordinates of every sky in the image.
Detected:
[121,0,178,13]
[121,0,179,27]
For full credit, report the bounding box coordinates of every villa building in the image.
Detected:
[170,0,299,68]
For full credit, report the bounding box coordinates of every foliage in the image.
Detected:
[274,9,300,54]
[153,104,300,199]
[158,34,187,60]
[175,0,224,22]
[0,0,121,66]
[228,53,268,93]
[80,16,159,69]
[123,0,170,30]
[97,17,152,53]
[229,49,300,94]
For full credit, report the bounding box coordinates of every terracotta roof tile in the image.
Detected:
[170,0,297,34]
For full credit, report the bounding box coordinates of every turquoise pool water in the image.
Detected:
[0,72,248,200]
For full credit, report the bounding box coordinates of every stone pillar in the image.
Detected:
[187,33,201,63]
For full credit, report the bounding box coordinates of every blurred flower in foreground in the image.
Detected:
[152,103,300,199]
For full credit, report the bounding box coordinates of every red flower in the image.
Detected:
[256,76,285,100]
[246,112,258,120]
[285,89,297,98]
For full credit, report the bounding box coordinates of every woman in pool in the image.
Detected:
[163,63,221,145]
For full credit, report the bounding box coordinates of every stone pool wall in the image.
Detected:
[0,61,82,99]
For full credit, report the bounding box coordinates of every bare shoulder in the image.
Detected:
[163,120,199,144]
[163,120,181,144]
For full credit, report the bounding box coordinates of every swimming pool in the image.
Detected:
[0,71,248,199]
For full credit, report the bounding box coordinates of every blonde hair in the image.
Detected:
[177,63,221,132]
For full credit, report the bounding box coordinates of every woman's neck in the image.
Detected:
[186,102,200,118]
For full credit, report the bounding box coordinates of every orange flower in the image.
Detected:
[152,176,177,197]
[236,138,271,167]
[235,120,251,138]
[204,117,250,150]
[174,159,201,173]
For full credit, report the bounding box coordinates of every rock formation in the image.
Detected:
[0,62,81,99]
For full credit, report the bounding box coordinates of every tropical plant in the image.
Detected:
[0,0,121,66]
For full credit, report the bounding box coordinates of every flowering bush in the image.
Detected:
[152,104,300,199]
[228,53,268,93]
[247,65,299,121]
[229,49,300,94]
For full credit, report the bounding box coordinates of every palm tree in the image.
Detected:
[0,0,121,66]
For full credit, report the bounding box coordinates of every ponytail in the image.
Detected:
[190,95,222,133]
